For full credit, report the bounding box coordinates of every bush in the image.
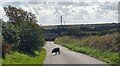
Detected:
[2,5,44,54]
[2,40,12,59]
[18,22,44,53]
[2,22,19,45]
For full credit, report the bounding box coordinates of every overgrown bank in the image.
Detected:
[54,33,119,64]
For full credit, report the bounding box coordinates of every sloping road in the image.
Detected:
[44,41,108,64]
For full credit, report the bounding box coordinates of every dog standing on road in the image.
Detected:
[51,47,60,55]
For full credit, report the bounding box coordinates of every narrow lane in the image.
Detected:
[44,41,108,64]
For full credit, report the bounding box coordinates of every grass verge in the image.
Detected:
[63,44,118,64]
[2,48,46,64]
[54,36,118,64]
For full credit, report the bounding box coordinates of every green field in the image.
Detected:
[54,33,119,64]
[2,48,46,64]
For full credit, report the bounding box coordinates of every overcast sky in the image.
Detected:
[0,0,119,26]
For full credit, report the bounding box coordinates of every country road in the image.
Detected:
[43,41,108,64]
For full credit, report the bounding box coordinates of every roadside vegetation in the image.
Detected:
[0,5,46,64]
[54,33,119,64]
[2,48,46,64]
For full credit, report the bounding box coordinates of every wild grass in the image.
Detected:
[54,33,119,64]
[2,48,46,64]
[63,44,118,64]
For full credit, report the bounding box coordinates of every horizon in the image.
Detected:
[41,22,118,26]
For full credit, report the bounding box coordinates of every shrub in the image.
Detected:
[2,5,44,54]
[2,40,12,59]
[18,22,44,53]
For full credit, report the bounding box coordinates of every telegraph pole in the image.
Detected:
[61,16,62,26]
[60,16,63,36]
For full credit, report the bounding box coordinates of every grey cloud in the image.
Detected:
[57,2,89,7]
[100,2,118,11]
